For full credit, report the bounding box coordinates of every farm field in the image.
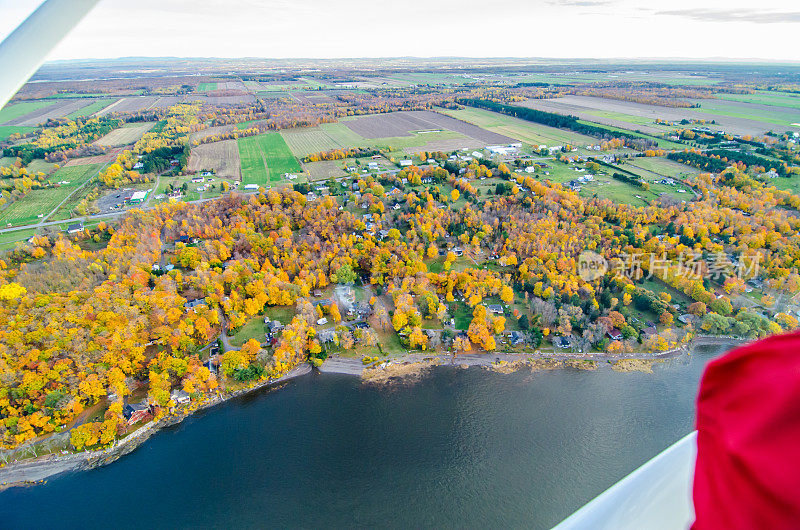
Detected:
[690,99,800,128]
[281,127,344,157]
[523,95,795,136]
[0,164,100,227]
[188,140,240,179]
[94,122,155,146]
[198,82,218,92]
[0,126,35,141]
[0,227,37,251]
[302,160,348,180]
[11,99,99,126]
[717,91,800,110]
[95,96,159,116]
[238,132,302,186]
[0,100,56,124]
[65,98,118,119]
[440,106,598,147]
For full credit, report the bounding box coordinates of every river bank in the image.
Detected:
[0,364,312,490]
[0,335,746,490]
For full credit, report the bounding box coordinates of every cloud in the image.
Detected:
[655,8,800,24]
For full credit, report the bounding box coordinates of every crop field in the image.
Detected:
[440,107,597,147]
[188,140,241,179]
[302,160,348,180]
[343,110,514,145]
[0,164,100,227]
[0,126,34,141]
[95,96,159,116]
[0,100,57,125]
[238,132,302,185]
[65,98,118,119]
[11,99,100,126]
[94,122,155,146]
[198,82,218,92]
[281,127,344,157]
[64,146,124,167]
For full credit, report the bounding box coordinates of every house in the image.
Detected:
[66,221,84,234]
[509,331,525,345]
[678,314,695,325]
[318,329,337,343]
[185,298,207,311]
[243,183,259,191]
[525,166,536,173]
[312,289,323,297]
[133,162,144,169]
[453,247,463,257]
[555,336,571,349]
[642,324,657,338]
[317,317,328,325]
[123,402,151,425]
[171,389,191,405]
[399,160,412,167]
[607,328,623,341]
[487,304,504,315]
[191,177,205,184]
[268,320,284,333]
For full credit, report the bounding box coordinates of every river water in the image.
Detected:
[0,346,727,529]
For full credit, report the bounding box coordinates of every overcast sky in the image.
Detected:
[1,0,799,61]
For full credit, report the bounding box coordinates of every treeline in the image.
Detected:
[458,98,657,149]
[706,149,786,175]
[302,147,382,163]
[612,172,648,189]
[667,151,730,173]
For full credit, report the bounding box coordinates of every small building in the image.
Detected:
[555,336,571,349]
[66,222,84,234]
[243,183,260,191]
[678,314,695,325]
[317,317,328,326]
[128,190,148,204]
[191,177,205,184]
[607,328,623,341]
[123,402,151,425]
[171,389,190,405]
[509,331,525,345]
[312,289,323,298]
[318,329,337,343]
[398,160,412,167]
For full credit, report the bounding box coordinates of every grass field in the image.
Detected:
[0,101,55,124]
[574,119,685,150]
[0,164,100,227]
[198,82,218,92]
[717,91,800,110]
[238,132,302,185]
[66,98,117,119]
[691,99,799,127]
[625,157,700,179]
[0,228,37,250]
[281,127,345,156]
[0,126,34,141]
[27,160,58,175]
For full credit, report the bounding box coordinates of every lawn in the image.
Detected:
[0,227,37,250]
[0,126,34,141]
[237,132,302,186]
[229,316,266,348]
[0,100,55,124]
[66,98,117,119]
[0,164,100,227]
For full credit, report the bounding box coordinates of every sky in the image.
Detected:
[0,0,799,62]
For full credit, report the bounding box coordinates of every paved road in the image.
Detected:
[0,190,259,235]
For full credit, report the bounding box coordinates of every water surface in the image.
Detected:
[1,347,725,529]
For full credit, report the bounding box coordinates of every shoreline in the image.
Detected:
[0,335,745,490]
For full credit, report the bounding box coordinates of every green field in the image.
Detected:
[281,127,346,156]
[0,100,55,124]
[717,91,800,110]
[0,164,100,227]
[0,126,34,141]
[0,227,37,250]
[691,99,799,127]
[66,98,117,119]
[625,156,700,179]
[198,83,218,92]
[238,133,302,185]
